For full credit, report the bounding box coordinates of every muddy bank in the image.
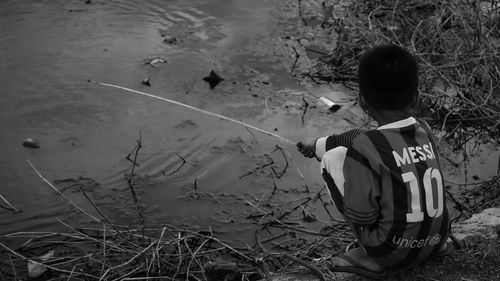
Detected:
[267,207,500,281]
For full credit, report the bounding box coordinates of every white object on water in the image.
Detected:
[319,96,335,107]
[319,96,341,112]
[28,250,54,278]
[144,57,167,67]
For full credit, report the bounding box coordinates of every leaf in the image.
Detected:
[27,250,54,278]
[203,70,224,89]
[39,250,54,262]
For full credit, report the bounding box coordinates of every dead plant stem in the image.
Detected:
[26,159,100,222]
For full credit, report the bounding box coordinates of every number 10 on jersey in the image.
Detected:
[402,168,444,222]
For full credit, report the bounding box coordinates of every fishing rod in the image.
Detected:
[88,80,297,145]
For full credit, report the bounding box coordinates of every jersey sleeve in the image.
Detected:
[315,128,367,161]
[342,136,381,226]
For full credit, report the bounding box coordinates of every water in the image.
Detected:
[0,0,339,239]
[1,0,498,241]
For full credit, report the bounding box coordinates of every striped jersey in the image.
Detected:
[317,117,450,270]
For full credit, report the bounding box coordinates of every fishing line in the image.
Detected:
[88,80,296,145]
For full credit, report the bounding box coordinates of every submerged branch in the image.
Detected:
[126,132,142,203]
[0,193,20,213]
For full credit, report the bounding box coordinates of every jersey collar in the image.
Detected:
[377,117,416,130]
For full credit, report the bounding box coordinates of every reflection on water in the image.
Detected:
[0,0,328,237]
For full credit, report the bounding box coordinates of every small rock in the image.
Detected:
[299,38,309,46]
[452,208,500,246]
[23,138,40,149]
[204,261,242,281]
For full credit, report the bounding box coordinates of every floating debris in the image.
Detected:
[301,96,310,125]
[142,76,151,87]
[28,250,54,278]
[144,57,167,67]
[203,70,224,89]
[22,138,40,149]
[319,96,341,112]
[163,35,178,45]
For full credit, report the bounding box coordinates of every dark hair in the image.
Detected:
[358,44,419,110]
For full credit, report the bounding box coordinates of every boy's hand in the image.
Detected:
[296,138,317,158]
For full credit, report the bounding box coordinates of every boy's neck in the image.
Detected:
[371,110,412,127]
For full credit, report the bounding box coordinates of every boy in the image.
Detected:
[297,45,451,279]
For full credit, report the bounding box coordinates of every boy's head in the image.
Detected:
[358,44,419,112]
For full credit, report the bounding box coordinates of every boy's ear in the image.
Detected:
[359,94,370,112]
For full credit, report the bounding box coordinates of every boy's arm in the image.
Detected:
[342,135,380,226]
[314,128,367,161]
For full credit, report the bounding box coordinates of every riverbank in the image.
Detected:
[2,206,498,280]
[268,207,500,281]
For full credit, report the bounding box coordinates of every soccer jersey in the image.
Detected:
[317,117,450,270]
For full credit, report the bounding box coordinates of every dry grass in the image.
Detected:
[0,202,353,281]
[0,161,353,281]
[300,0,500,141]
